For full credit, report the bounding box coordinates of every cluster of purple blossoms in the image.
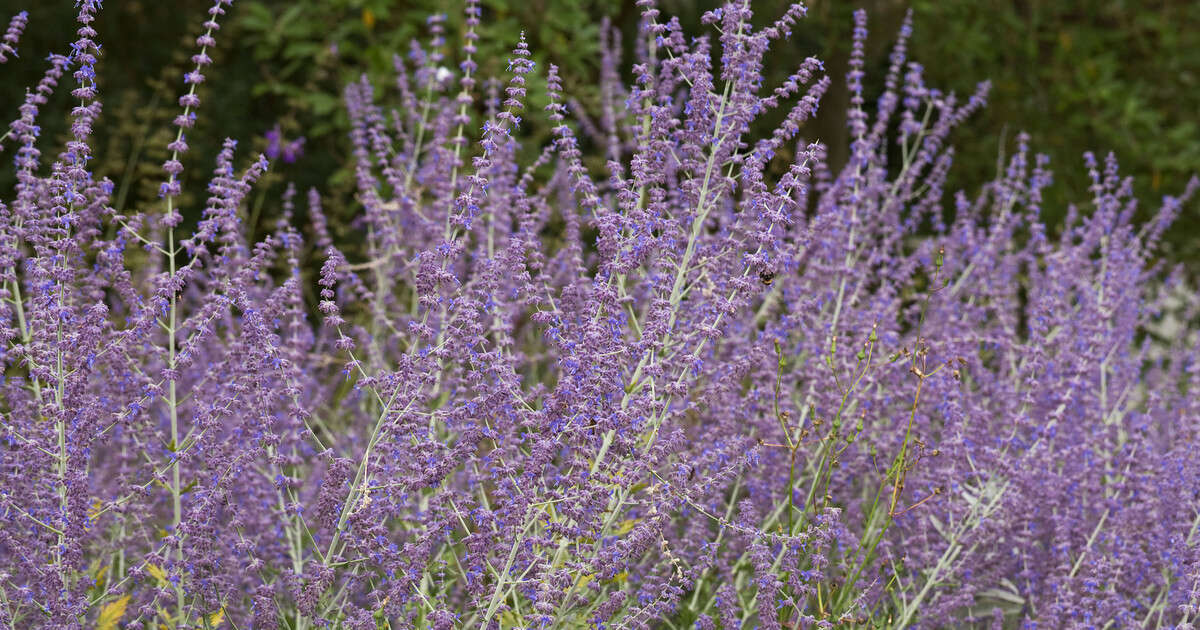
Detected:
[0,1,1198,629]
[0,10,27,64]
[265,125,306,164]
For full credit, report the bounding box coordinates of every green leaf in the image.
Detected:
[240,3,274,31]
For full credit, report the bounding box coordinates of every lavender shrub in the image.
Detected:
[1,1,1198,628]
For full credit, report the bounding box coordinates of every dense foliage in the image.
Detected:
[1,1,1198,629]
[4,1,1199,261]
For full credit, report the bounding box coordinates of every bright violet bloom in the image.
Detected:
[266,123,306,164]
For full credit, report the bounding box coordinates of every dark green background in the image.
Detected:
[3,0,1197,261]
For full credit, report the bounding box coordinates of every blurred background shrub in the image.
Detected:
[3,0,1197,259]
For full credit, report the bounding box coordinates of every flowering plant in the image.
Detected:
[0,1,1197,629]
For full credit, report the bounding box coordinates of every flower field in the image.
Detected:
[1,1,1198,628]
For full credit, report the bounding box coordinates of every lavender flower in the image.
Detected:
[0,11,27,63]
[265,124,307,164]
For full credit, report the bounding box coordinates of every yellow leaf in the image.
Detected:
[207,608,225,627]
[362,8,375,30]
[92,563,109,592]
[615,518,639,535]
[96,595,130,630]
[146,563,167,585]
[575,572,595,590]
